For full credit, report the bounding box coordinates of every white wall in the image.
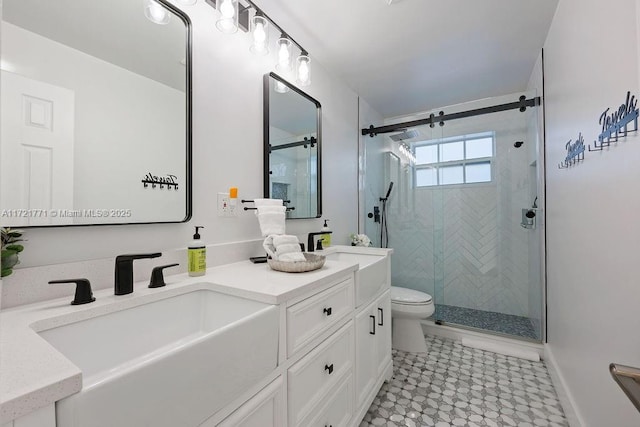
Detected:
[544,0,640,425]
[1,22,186,223]
[1,1,359,305]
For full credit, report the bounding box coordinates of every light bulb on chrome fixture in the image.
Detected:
[296,51,311,86]
[216,0,238,34]
[144,0,171,25]
[276,36,292,72]
[274,80,289,94]
[250,14,269,55]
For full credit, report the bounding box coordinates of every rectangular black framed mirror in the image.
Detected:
[0,0,192,227]
[263,72,321,219]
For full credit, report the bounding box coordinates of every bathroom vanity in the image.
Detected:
[0,245,392,427]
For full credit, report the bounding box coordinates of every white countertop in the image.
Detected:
[0,251,368,423]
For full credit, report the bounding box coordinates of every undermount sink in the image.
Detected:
[324,251,385,268]
[38,289,279,427]
[324,247,390,307]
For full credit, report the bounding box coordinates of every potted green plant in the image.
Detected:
[1,228,25,277]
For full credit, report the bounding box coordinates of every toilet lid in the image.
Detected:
[391,286,433,304]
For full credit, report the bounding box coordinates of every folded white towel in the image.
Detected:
[262,235,276,259]
[272,234,299,247]
[256,205,286,236]
[264,234,305,262]
[254,198,283,207]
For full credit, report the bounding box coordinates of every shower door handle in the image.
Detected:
[377,308,384,326]
[369,315,376,335]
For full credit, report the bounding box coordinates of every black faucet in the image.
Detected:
[307,231,332,252]
[115,253,162,295]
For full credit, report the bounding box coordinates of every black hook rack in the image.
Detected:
[142,173,178,190]
[559,133,586,168]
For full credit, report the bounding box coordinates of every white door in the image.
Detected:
[1,71,75,225]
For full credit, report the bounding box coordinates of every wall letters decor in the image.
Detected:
[558,133,585,169]
[589,91,639,151]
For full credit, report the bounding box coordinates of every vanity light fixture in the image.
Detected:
[144,0,171,25]
[276,35,293,71]
[207,0,312,86]
[250,13,269,55]
[296,51,311,86]
[216,0,239,34]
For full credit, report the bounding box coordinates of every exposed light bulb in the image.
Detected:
[216,0,238,33]
[220,0,235,18]
[279,44,290,64]
[274,80,289,93]
[145,0,171,25]
[296,52,311,86]
[250,15,269,55]
[254,23,266,42]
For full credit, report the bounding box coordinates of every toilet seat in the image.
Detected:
[391,286,432,305]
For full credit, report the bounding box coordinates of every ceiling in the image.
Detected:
[266,0,559,118]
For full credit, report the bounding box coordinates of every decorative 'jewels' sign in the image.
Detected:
[558,133,585,169]
[590,91,639,151]
[142,172,178,190]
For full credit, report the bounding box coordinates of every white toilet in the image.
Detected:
[390,286,435,353]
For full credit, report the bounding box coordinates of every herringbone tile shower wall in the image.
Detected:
[387,128,531,317]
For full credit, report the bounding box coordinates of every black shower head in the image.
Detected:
[514,141,524,148]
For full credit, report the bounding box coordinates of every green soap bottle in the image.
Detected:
[188,226,206,277]
[321,219,331,248]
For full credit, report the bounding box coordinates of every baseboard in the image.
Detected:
[544,345,586,427]
[421,320,544,359]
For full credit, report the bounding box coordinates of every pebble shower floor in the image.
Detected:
[360,335,568,427]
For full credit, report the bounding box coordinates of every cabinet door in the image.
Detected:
[375,291,392,377]
[355,301,377,408]
[217,377,284,427]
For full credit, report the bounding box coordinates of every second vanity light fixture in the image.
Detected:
[206,0,312,86]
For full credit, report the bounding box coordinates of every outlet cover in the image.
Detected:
[217,193,237,217]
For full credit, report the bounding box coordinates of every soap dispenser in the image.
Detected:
[188,226,206,277]
[321,219,331,248]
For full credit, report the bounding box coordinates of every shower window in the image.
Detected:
[414,132,494,187]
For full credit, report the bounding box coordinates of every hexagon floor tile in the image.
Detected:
[360,335,568,427]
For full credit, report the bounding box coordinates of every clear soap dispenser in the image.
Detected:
[188,226,206,277]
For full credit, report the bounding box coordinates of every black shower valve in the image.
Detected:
[367,206,381,223]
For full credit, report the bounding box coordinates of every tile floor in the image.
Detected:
[360,335,568,427]
[434,305,539,341]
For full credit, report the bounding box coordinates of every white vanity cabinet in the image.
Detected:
[355,291,392,412]
[215,377,285,427]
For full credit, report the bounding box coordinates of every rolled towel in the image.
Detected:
[272,234,299,247]
[262,235,276,259]
[256,205,286,236]
[272,234,305,262]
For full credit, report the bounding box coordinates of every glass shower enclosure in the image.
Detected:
[361,91,544,342]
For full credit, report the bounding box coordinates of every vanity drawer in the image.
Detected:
[298,374,353,427]
[287,321,354,426]
[287,277,354,357]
